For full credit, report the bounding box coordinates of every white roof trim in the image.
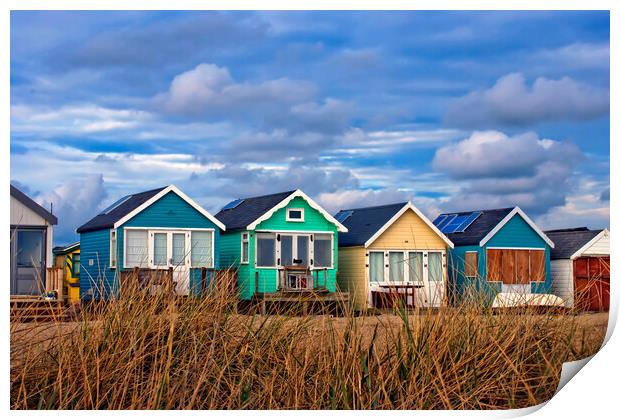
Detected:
[570,228,610,259]
[113,185,226,231]
[479,206,554,248]
[364,202,454,248]
[246,189,348,232]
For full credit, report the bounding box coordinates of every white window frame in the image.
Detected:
[255,232,277,269]
[279,232,312,267]
[240,232,249,264]
[253,229,334,270]
[110,229,117,268]
[366,249,445,285]
[286,208,305,222]
[122,227,214,269]
[313,233,334,269]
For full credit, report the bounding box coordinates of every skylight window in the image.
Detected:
[221,198,244,211]
[335,210,353,223]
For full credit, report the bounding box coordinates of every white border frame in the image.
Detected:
[285,207,305,222]
[240,232,249,264]
[479,206,554,248]
[113,184,226,231]
[363,201,454,248]
[122,227,215,269]
[246,189,348,232]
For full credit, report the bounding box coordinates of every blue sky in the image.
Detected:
[10,11,610,244]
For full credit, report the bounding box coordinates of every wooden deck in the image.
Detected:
[253,290,349,315]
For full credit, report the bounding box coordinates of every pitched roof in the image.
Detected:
[53,241,80,255]
[76,186,166,233]
[215,190,296,231]
[335,202,408,247]
[545,227,604,259]
[434,207,514,246]
[10,184,58,225]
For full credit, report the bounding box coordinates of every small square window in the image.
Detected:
[286,208,304,222]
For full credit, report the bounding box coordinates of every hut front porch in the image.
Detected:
[252,290,349,316]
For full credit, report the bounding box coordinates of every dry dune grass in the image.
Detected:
[10,272,608,410]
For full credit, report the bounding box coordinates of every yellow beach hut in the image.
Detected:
[335,202,454,311]
[52,242,80,304]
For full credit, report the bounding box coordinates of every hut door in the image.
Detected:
[11,228,46,295]
[574,257,610,311]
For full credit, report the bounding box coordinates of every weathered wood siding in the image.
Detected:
[337,246,367,311]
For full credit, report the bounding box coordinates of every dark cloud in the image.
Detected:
[58,13,269,70]
[36,174,108,244]
[445,73,609,128]
[191,161,359,200]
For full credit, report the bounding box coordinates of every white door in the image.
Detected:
[424,252,445,308]
[150,230,190,295]
[171,232,190,295]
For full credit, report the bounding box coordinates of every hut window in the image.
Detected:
[408,252,423,284]
[256,233,276,267]
[110,230,117,268]
[153,233,168,266]
[428,252,443,283]
[369,252,384,283]
[286,208,304,222]
[314,234,332,268]
[71,254,81,277]
[172,233,186,265]
[241,233,249,264]
[464,251,478,278]
[191,231,213,267]
[125,229,148,267]
[388,252,405,283]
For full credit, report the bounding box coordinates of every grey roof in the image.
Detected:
[435,207,514,246]
[545,227,604,259]
[335,202,407,247]
[215,190,296,231]
[76,186,166,233]
[10,184,58,225]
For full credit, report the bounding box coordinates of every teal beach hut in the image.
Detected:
[215,190,348,301]
[76,185,225,300]
[433,207,555,304]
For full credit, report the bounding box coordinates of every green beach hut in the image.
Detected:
[215,190,348,301]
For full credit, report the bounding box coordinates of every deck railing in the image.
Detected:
[45,267,65,301]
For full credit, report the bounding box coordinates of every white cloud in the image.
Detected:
[446,73,609,127]
[432,131,580,179]
[535,42,609,70]
[316,188,410,214]
[155,63,316,117]
[432,130,584,216]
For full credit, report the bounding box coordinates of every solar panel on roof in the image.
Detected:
[98,195,132,215]
[441,214,471,233]
[433,214,448,228]
[221,198,244,211]
[335,210,353,223]
[436,214,457,230]
[454,211,481,233]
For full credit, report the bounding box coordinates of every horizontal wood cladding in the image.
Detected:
[369,209,446,250]
[487,248,545,284]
